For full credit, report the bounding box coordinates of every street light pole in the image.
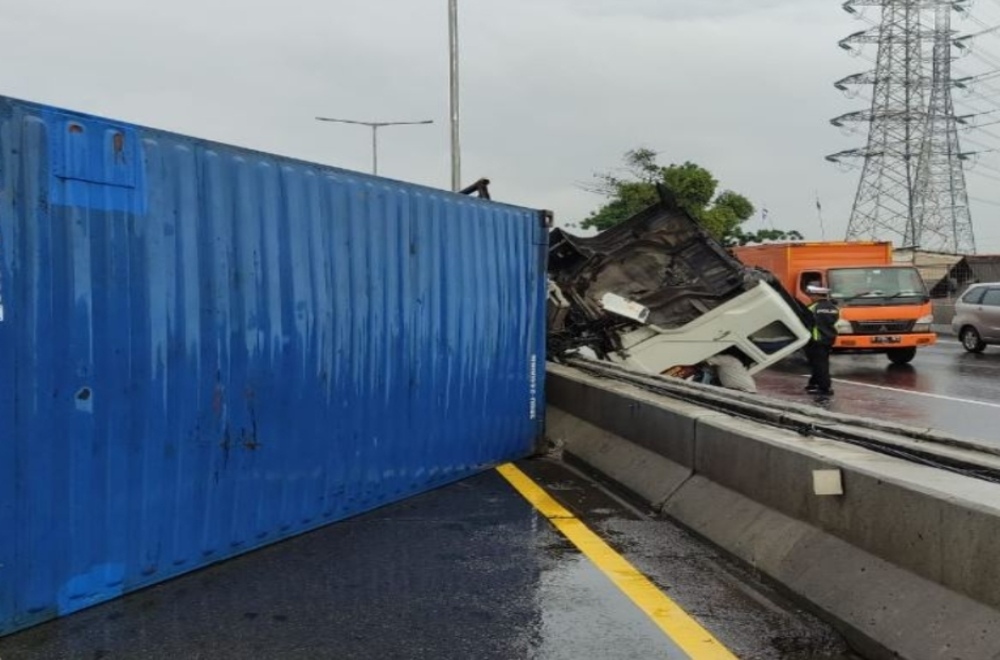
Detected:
[315,117,434,176]
[448,0,461,192]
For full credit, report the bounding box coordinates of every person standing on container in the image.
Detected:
[804,285,839,397]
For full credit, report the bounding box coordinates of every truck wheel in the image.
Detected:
[887,347,917,364]
[960,326,986,353]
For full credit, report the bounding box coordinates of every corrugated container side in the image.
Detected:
[0,97,548,635]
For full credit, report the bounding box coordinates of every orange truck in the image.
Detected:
[732,241,936,364]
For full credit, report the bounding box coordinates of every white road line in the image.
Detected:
[831,378,1000,409]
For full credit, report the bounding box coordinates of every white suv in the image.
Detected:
[952,282,1000,353]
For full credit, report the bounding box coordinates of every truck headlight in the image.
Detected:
[913,314,934,334]
[835,319,854,335]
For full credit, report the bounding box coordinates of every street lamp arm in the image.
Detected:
[316,117,434,128]
[380,120,434,126]
[316,117,377,127]
[315,116,434,176]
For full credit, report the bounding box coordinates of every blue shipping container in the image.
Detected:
[0,96,548,635]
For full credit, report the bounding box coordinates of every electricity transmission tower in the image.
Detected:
[914,3,976,253]
[828,0,977,254]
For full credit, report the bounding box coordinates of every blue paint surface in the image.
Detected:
[0,96,548,636]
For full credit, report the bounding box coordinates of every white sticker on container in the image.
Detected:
[528,353,538,420]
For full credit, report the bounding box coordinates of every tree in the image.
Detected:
[580,149,802,246]
[726,227,804,246]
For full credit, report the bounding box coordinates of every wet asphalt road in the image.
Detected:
[0,459,854,660]
[755,338,1000,446]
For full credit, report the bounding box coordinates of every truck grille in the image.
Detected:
[852,320,915,334]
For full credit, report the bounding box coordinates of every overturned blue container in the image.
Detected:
[0,96,548,635]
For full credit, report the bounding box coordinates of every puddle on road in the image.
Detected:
[525,555,678,660]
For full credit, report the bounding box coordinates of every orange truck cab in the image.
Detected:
[732,241,936,364]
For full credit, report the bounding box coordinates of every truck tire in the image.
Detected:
[960,326,986,353]
[887,347,917,364]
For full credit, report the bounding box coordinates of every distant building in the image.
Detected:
[892,248,964,296]
[924,255,1000,299]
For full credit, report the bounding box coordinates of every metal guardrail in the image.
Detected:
[562,358,1000,484]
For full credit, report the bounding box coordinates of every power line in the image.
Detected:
[968,170,1000,186]
[962,116,1000,129]
[961,136,1000,152]
[970,193,1000,206]
[965,158,1000,176]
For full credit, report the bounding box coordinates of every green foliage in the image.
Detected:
[726,228,805,246]
[579,181,660,231]
[714,190,755,221]
[662,162,718,214]
[579,149,799,247]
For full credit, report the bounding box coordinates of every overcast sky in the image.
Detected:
[1,0,998,251]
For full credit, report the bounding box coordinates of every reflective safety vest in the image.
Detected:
[808,300,840,345]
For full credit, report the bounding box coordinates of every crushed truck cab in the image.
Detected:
[733,241,937,364]
[547,191,811,380]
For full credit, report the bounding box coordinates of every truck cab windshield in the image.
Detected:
[827,267,928,306]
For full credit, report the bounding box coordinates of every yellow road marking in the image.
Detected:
[497,463,738,660]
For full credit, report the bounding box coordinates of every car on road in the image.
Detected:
[952,282,1000,352]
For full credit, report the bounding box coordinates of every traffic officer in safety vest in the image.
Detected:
[805,285,840,396]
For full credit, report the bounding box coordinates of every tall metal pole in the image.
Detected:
[448,0,461,192]
[315,117,433,176]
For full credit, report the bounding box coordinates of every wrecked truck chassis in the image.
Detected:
[547,191,810,378]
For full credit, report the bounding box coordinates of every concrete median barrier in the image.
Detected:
[546,363,1000,660]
